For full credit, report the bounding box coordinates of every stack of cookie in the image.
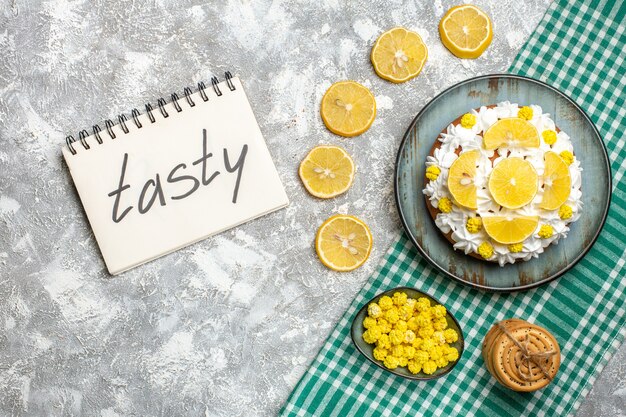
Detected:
[482,319,561,392]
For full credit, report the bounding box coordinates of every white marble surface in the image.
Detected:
[0,0,623,415]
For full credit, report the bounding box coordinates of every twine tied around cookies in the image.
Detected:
[497,323,557,382]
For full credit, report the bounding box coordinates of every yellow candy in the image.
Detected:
[384,355,400,369]
[418,326,434,339]
[378,296,393,310]
[376,334,391,349]
[422,360,437,375]
[391,345,405,358]
[443,328,458,343]
[389,329,405,345]
[559,205,573,220]
[542,130,557,145]
[428,346,443,361]
[362,329,376,344]
[411,337,424,349]
[392,292,408,306]
[394,320,408,333]
[415,314,431,328]
[364,291,460,373]
[373,347,388,361]
[432,331,446,345]
[461,113,477,128]
[377,318,392,334]
[415,298,431,312]
[477,242,494,259]
[404,345,416,360]
[407,360,422,374]
[384,308,400,324]
[436,357,449,368]
[431,305,446,319]
[426,165,441,181]
[433,317,448,331]
[414,350,429,364]
[398,305,413,321]
[421,338,435,352]
[538,224,553,239]
[445,346,459,362]
[466,217,483,233]
[363,317,377,329]
[508,242,523,253]
[518,106,533,120]
[367,303,383,318]
[438,197,453,213]
[363,327,382,344]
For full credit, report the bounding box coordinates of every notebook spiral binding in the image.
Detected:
[65,71,236,155]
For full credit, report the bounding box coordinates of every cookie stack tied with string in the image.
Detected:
[482,319,561,392]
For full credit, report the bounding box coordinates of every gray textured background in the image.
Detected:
[0,0,623,416]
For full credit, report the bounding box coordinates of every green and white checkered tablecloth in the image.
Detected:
[280,0,626,415]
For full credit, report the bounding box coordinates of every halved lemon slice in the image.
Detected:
[315,215,373,272]
[371,27,428,83]
[320,81,376,137]
[299,145,355,199]
[483,216,539,244]
[439,4,493,59]
[488,157,538,209]
[447,150,480,210]
[540,151,572,210]
[483,118,540,150]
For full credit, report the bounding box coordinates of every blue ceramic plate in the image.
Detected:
[395,74,611,292]
[350,287,465,380]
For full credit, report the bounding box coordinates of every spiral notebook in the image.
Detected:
[63,73,289,275]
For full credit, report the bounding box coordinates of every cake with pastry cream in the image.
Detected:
[422,102,582,266]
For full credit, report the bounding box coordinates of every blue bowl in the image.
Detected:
[351,287,465,381]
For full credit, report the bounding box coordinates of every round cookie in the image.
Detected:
[482,319,560,392]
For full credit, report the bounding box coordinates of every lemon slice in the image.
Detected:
[483,216,539,244]
[540,151,572,210]
[299,145,355,199]
[371,27,428,83]
[320,81,376,137]
[482,118,540,150]
[447,150,480,210]
[439,4,493,59]
[488,158,538,209]
[315,215,373,271]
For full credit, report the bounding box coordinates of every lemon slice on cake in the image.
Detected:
[483,216,539,245]
[483,118,540,150]
[447,150,480,210]
[488,158,538,209]
[371,27,428,83]
[320,81,376,137]
[540,151,572,210]
[315,215,373,271]
[439,4,493,59]
[299,145,355,199]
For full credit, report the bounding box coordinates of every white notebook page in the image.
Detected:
[62,77,288,274]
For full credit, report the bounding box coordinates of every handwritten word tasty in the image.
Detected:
[108,129,248,223]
